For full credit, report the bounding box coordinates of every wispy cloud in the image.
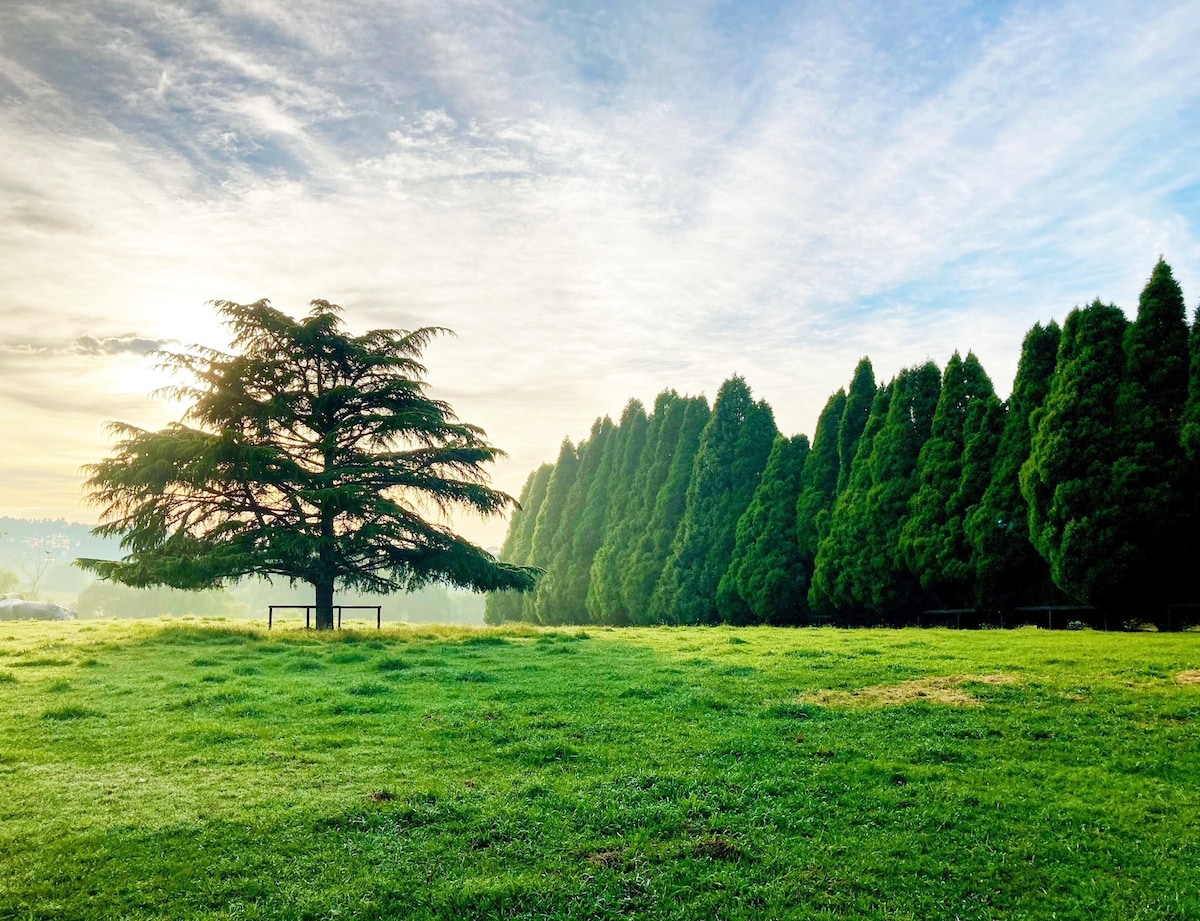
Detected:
[0,0,1197,543]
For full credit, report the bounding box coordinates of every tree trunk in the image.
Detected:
[314,577,335,630]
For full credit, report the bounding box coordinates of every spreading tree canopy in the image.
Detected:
[80,299,535,629]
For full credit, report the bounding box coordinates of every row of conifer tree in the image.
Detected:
[485,259,1200,627]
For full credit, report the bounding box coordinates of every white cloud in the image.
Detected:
[0,0,1198,547]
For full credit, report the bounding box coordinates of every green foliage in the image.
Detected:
[0,567,16,595]
[814,364,941,618]
[965,322,1062,607]
[716,434,811,624]
[838,358,876,493]
[523,439,580,621]
[584,401,650,624]
[80,300,534,629]
[650,377,778,624]
[1110,259,1191,608]
[1183,306,1200,466]
[624,396,710,625]
[811,383,893,616]
[535,419,617,624]
[795,389,847,565]
[1023,301,1129,605]
[901,352,997,605]
[485,464,553,624]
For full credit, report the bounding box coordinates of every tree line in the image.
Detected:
[486,259,1200,628]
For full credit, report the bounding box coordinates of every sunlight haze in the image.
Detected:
[1,0,1197,547]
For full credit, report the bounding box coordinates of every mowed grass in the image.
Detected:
[0,620,1197,920]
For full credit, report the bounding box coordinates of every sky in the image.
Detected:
[1,0,1198,550]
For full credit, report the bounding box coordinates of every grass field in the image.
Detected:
[0,619,1197,920]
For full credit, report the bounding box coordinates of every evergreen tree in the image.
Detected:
[810,383,892,617]
[623,395,710,624]
[535,417,616,624]
[965,322,1061,608]
[812,363,940,619]
[80,299,533,629]
[485,463,553,623]
[716,434,811,624]
[1183,307,1200,466]
[522,438,580,620]
[794,389,847,613]
[901,352,997,605]
[588,392,687,624]
[1110,259,1190,613]
[583,400,649,624]
[650,377,778,624]
[838,358,876,493]
[1022,301,1129,606]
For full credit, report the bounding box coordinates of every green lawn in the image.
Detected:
[0,619,1196,920]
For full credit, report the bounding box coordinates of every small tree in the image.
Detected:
[79,299,535,629]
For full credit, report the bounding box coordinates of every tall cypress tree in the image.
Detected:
[965,322,1061,608]
[716,434,811,624]
[583,400,649,624]
[535,417,616,624]
[812,363,940,619]
[624,395,710,624]
[1022,300,1129,606]
[1183,306,1200,467]
[795,389,847,587]
[589,392,687,624]
[651,376,778,624]
[838,358,876,493]
[901,352,997,605]
[810,382,892,618]
[1110,259,1190,614]
[523,437,580,621]
[485,463,553,624]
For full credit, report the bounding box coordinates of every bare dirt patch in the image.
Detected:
[585,850,623,868]
[801,674,1016,708]
[1175,670,1200,685]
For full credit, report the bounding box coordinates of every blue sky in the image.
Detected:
[1,0,1197,547]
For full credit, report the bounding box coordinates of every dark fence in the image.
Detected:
[267,604,382,630]
[905,603,1200,632]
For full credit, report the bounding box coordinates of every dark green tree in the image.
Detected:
[585,399,651,624]
[838,358,876,493]
[80,299,534,630]
[1110,259,1191,613]
[650,376,778,624]
[522,438,580,620]
[1022,300,1129,606]
[1183,306,1200,466]
[794,389,847,610]
[812,363,940,619]
[485,462,553,624]
[964,322,1061,608]
[901,352,997,605]
[810,383,892,617]
[622,395,711,625]
[716,434,811,624]
[535,417,616,624]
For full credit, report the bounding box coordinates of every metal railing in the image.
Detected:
[267,604,382,630]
